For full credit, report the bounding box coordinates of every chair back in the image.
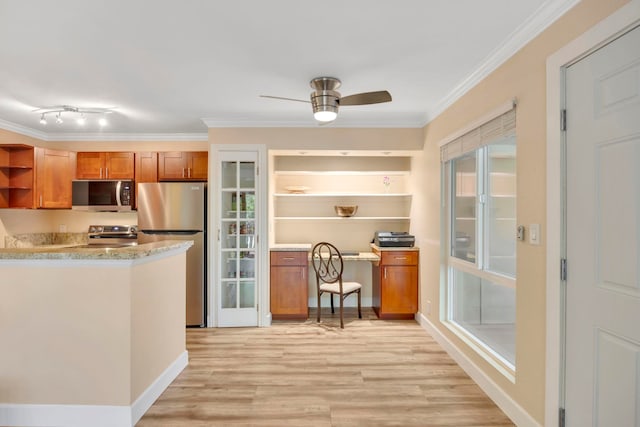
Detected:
[311,242,344,284]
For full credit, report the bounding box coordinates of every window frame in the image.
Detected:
[443,138,517,378]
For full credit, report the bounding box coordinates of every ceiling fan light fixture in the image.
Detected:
[311,90,339,123]
[39,114,47,125]
[314,109,337,122]
[55,113,63,124]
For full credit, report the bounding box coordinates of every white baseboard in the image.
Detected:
[416,312,541,427]
[0,350,188,427]
[131,350,188,425]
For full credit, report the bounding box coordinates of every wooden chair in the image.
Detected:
[311,242,362,328]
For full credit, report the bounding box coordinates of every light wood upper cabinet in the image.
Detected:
[134,152,158,184]
[76,152,134,179]
[158,151,208,181]
[35,148,76,209]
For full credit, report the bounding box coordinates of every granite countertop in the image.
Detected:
[0,240,193,260]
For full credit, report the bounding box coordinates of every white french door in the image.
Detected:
[564,24,640,426]
[215,150,260,327]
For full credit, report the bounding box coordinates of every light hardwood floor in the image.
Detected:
[138,308,515,426]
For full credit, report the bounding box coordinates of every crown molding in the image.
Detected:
[0,118,207,141]
[45,132,208,142]
[201,117,425,129]
[0,118,49,140]
[422,0,581,125]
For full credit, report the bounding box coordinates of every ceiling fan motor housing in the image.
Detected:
[310,90,340,116]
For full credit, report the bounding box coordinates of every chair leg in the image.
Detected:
[330,294,334,314]
[339,296,344,329]
[358,290,362,319]
[317,290,321,323]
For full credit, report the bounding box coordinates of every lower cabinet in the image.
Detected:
[372,248,419,319]
[270,250,309,319]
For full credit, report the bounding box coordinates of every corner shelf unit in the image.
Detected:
[0,145,34,209]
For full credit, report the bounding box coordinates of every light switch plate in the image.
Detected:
[529,224,540,245]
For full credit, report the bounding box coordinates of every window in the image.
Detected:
[442,107,516,372]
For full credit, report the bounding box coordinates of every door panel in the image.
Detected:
[565,24,640,426]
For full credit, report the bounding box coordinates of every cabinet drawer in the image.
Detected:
[380,251,418,266]
[271,251,308,266]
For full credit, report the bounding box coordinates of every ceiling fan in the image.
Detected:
[261,77,392,123]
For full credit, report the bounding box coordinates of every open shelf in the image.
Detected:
[0,145,34,209]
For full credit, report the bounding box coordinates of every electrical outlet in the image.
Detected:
[426,300,432,315]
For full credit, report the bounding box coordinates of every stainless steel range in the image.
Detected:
[85,225,138,248]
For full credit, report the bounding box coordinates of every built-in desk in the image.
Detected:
[270,244,418,320]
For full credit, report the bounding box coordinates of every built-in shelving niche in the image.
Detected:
[270,154,413,252]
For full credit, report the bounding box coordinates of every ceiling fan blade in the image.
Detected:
[339,90,392,106]
[260,95,310,104]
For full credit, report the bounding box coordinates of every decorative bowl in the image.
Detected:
[284,185,310,194]
[334,205,358,217]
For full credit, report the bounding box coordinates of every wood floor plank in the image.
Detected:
[138,308,515,426]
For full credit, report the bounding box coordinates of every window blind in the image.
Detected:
[440,106,516,162]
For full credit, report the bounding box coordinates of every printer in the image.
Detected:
[373,231,415,248]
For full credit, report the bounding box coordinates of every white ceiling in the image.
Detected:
[0,0,576,140]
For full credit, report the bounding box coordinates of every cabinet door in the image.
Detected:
[105,152,134,179]
[158,152,188,180]
[381,265,418,314]
[35,148,76,209]
[134,152,158,184]
[76,152,104,179]
[189,152,208,180]
[270,265,308,317]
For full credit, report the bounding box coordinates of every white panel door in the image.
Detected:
[565,25,640,426]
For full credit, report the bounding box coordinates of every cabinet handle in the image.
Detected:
[39,195,43,208]
[283,257,295,261]
[188,168,191,178]
[105,167,109,178]
[182,168,186,178]
[99,167,103,179]
[301,268,305,279]
[394,256,408,260]
[384,267,387,279]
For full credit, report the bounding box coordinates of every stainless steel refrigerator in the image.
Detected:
[137,182,206,327]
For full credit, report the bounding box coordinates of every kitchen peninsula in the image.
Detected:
[0,240,192,427]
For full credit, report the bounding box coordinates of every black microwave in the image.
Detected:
[72,180,134,212]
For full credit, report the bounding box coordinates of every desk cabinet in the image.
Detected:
[372,249,418,319]
[270,251,308,319]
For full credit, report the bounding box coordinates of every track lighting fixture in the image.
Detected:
[33,105,114,128]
